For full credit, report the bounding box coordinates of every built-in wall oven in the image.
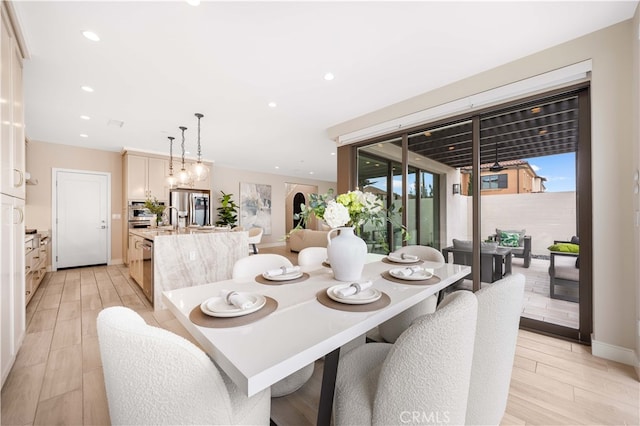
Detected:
[128,200,163,229]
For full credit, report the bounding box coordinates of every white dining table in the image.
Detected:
[162,258,471,425]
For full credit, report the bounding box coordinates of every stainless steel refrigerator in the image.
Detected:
[168,189,211,227]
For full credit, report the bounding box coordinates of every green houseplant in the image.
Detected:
[144,197,165,226]
[216,191,239,227]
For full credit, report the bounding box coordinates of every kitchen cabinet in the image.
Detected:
[25,234,48,305]
[0,6,25,199]
[125,154,168,201]
[0,2,26,388]
[129,233,144,285]
[1,194,25,387]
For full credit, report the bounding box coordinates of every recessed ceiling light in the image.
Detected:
[82,30,100,42]
[424,131,432,137]
[330,152,335,156]
[275,166,280,169]
[268,102,277,108]
[414,157,421,161]
[365,161,371,164]
[79,133,88,138]
[375,163,380,167]
[186,0,200,5]
[539,129,547,135]
[309,171,314,175]
[81,85,94,92]
[531,107,541,114]
[377,143,384,148]
[324,72,334,81]
[448,146,455,151]
[80,115,90,120]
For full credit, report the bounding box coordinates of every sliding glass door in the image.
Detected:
[350,86,591,343]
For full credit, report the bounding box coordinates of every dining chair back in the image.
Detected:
[334,290,478,425]
[466,273,525,425]
[247,227,263,254]
[297,246,327,267]
[231,254,314,397]
[97,306,270,425]
[232,254,293,279]
[378,244,444,343]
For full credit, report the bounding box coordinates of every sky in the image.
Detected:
[525,153,576,192]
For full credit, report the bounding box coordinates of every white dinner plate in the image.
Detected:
[389,267,434,281]
[262,271,303,281]
[326,284,382,305]
[386,255,421,264]
[200,293,266,317]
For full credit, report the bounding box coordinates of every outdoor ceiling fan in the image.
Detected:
[489,143,504,172]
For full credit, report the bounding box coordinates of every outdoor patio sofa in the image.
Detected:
[548,238,579,303]
[492,228,532,268]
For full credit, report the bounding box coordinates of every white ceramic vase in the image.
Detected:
[326,226,367,282]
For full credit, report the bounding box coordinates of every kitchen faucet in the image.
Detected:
[161,206,179,229]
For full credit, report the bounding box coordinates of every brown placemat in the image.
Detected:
[316,289,391,312]
[382,257,424,266]
[381,270,441,286]
[254,272,310,285]
[189,296,278,328]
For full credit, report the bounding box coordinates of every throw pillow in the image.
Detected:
[499,231,521,247]
[547,243,580,253]
[496,228,525,246]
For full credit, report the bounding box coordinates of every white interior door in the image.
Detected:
[55,170,110,269]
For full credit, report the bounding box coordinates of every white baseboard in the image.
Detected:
[591,334,639,367]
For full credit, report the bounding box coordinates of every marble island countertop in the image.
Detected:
[129,226,236,241]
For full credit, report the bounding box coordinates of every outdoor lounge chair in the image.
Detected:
[492,228,532,268]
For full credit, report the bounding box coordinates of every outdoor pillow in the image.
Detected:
[499,231,521,247]
[496,228,525,246]
[547,243,580,253]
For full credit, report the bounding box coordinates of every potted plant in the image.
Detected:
[144,197,166,226]
[216,191,239,227]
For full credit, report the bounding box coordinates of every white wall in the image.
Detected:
[211,164,334,246]
[330,19,639,363]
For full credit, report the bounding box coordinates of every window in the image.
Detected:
[481,174,507,189]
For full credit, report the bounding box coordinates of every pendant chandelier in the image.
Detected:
[166,136,177,188]
[489,143,504,172]
[189,112,209,182]
[178,126,192,185]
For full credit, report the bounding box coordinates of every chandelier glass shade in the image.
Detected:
[189,112,210,182]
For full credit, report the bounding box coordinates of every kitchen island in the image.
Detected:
[129,228,248,310]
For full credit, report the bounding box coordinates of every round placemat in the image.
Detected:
[316,289,390,312]
[381,270,441,286]
[189,296,278,328]
[382,257,424,266]
[254,272,310,285]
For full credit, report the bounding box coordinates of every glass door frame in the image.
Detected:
[340,82,592,344]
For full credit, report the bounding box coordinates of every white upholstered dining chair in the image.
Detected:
[231,254,315,397]
[297,246,328,267]
[377,245,446,343]
[97,306,270,425]
[466,273,525,425]
[333,290,478,425]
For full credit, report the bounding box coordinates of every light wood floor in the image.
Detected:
[1,263,638,425]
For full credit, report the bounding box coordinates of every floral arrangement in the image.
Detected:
[295,188,406,236]
[144,197,166,224]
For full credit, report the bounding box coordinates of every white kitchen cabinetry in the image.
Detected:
[25,234,48,305]
[126,155,168,201]
[0,7,24,199]
[0,2,26,388]
[1,195,25,387]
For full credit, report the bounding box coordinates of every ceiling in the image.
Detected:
[13,1,638,183]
